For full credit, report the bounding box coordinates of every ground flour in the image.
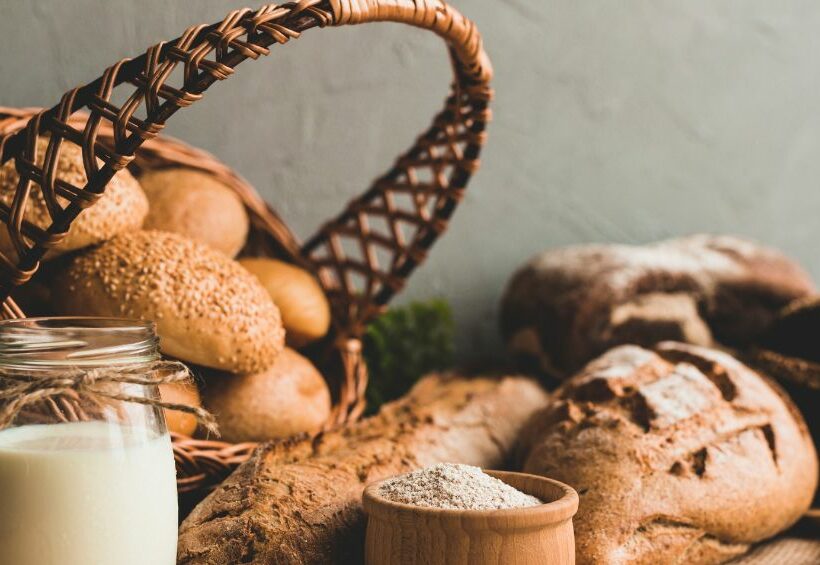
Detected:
[378,463,542,510]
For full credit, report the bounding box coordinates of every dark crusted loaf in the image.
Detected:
[520,342,817,565]
[177,373,549,564]
[500,235,815,377]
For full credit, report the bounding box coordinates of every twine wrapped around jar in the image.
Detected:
[0,360,217,433]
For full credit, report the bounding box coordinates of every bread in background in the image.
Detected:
[0,137,148,260]
[52,230,285,373]
[201,348,331,443]
[501,235,816,378]
[159,381,202,436]
[239,257,331,348]
[139,168,249,258]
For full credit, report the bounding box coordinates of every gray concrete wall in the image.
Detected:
[2,1,819,358]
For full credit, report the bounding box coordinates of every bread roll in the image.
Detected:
[501,235,815,378]
[178,372,550,564]
[139,168,249,257]
[53,230,284,373]
[0,137,147,260]
[520,343,818,564]
[202,348,331,442]
[159,381,202,436]
[239,258,331,347]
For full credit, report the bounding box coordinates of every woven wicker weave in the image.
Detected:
[0,0,492,496]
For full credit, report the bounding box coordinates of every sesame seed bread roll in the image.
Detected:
[202,348,331,442]
[53,230,285,373]
[139,168,249,257]
[0,137,148,260]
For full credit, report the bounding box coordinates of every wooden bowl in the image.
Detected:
[362,470,579,565]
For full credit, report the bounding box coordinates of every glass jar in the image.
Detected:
[0,317,177,565]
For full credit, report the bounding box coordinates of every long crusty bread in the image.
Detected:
[177,373,549,564]
[520,343,818,565]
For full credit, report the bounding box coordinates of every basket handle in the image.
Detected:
[0,0,492,335]
[330,0,491,83]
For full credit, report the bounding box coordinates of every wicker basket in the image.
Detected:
[0,1,492,499]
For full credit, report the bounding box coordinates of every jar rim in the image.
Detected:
[0,317,155,332]
[0,317,160,369]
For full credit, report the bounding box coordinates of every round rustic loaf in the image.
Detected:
[159,381,202,436]
[520,342,818,565]
[500,235,816,378]
[0,137,148,260]
[139,168,249,257]
[52,230,284,373]
[239,257,331,347]
[201,347,331,443]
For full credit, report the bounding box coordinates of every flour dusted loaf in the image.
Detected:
[500,235,815,377]
[177,372,549,564]
[520,343,818,565]
[139,168,249,257]
[0,137,148,260]
[52,230,284,373]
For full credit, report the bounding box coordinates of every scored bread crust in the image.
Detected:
[0,137,148,260]
[177,372,550,564]
[500,235,815,377]
[53,230,284,373]
[520,343,818,565]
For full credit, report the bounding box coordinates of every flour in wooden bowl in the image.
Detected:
[378,463,542,510]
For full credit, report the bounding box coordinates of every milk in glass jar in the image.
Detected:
[0,317,178,565]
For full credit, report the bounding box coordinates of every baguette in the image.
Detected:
[177,372,549,564]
